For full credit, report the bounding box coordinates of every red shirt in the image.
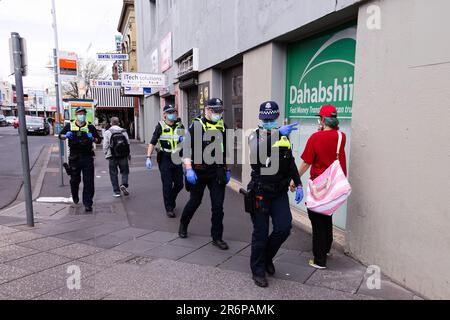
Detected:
[301,130,347,180]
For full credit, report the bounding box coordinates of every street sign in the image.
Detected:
[9,37,28,76]
[121,72,166,88]
[59,51,78,77]
[97,53,129,61]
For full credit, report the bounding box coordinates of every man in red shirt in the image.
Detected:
[295,104,347,269]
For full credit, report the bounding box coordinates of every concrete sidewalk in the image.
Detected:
[0,142,422,300]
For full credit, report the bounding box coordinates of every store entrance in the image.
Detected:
[223,64,243,182]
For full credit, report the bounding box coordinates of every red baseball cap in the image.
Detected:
[317,104,338,118]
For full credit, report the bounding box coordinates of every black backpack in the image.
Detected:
[110,131,130,159]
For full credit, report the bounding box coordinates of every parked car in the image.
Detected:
[25,116,50,135]
[5,116,18,126]
[0,115,7,127]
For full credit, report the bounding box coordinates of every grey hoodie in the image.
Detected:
[103,126,130,159]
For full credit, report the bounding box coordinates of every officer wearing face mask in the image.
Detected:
[246,101,303,288]
[178,98,231,251]
[59,107,101,213]
[146,105,185,218]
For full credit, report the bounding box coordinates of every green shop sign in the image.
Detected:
[286,25,357,119]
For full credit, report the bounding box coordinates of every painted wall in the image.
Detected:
[347,0,450,299]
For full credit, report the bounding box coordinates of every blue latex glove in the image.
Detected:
[87,132,94,141]
[226,170,231,184]
[65,131,74,140]
[295,187,304,205]
[186,168,197,185]
[146,158,153,170]
[279,122,299,137]
[179,136,184,143]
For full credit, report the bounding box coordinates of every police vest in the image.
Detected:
[69,121,92,147]
[253,128,293,170]
[251,128,294,193]
[194,117,225,153]
[158,121,183,153]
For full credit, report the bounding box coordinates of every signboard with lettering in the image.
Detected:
[90,80,122,88]
[121,72,166,88]
[160,33,172,72]
[97,53,129,61]
[123,87,152,96]
[286,25,356,119]
[58,51,78,77]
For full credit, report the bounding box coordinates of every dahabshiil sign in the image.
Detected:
[286,25,357,120]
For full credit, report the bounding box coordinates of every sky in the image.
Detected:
[0,0,123,90]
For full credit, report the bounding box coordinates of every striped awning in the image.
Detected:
[90,87,134,109]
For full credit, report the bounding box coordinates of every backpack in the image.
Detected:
[110,130,130,159]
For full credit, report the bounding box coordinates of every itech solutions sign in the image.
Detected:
[286,25,357,119]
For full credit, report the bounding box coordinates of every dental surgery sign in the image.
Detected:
[286,25,356,119]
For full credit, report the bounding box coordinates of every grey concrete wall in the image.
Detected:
[347,0,450,299]
[136,0,360,73]
[134,0,360,144]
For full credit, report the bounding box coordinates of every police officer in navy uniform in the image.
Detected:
[146,105,185,218]
[59,107,101,212]
[179,98,231,251]
[247,101,304,287]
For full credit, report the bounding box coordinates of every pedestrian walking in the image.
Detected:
[59,107,101,212]
[103,117,131,198]
[294,104,347,269]
[246,101,303,288]
[146,105,185,218]
[178,98,231,250]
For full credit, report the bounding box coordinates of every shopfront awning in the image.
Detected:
[90,87,135,109]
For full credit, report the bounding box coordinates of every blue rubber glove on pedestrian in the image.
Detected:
[179,136,184,143]
[186,168,197,185]
[226,170,231,184]
[65,131,74,140]
[279,122,299,137]
[146,158,153,170]
[295,187,304,204]
[87,132,94,141]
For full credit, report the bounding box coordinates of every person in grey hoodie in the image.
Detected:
[103,117,131,197]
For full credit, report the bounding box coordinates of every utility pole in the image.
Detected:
[10,32,34,227]
[51,0,65,186]
[35,93,38,116]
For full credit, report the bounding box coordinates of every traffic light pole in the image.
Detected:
[11,32,34,227]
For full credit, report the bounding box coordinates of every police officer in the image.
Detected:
[247,101,304,287]
[59,107,101,212]
[146,105,185,218]
[179,98,231,251]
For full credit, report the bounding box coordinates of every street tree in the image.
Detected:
[62,58,109,99]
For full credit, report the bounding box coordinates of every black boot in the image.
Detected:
[266,260,275,276]
[252,275,268,288]
[178,223,188,238]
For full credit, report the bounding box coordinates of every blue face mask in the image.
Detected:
[263,120,278,131]
[167,114,177,122]
[77,115,86,123]
[211,113,223,123]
